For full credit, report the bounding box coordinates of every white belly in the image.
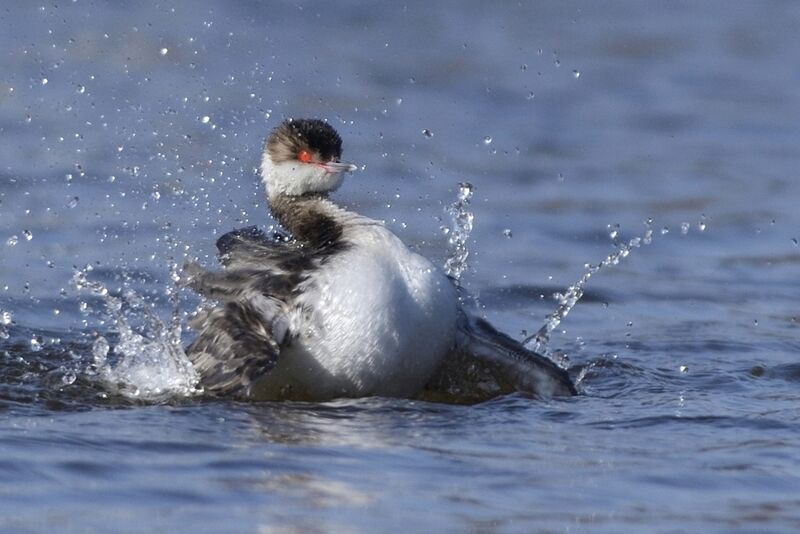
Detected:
[268,224,458,399]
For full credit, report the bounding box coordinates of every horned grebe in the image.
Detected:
[184,118,575,401]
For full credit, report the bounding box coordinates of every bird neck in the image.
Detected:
[268,193,343,248]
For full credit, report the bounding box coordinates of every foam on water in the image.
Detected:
[72,264,199,400]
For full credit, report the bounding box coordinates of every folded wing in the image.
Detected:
[421,310,576,402]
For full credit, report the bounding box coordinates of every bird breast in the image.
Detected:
[287,222,459,397]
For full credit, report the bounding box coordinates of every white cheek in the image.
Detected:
[262,158,344,196]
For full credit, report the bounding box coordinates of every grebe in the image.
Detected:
[184,118,575,401]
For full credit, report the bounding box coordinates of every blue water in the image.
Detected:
[2,1,800,532]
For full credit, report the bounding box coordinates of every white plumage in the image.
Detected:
[258,204,458,399]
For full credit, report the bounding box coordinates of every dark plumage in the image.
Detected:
[185,299,282,396]
[266,118,342,164]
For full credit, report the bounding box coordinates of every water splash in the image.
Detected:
[525,219,657,357]
[0,309,11,340]
[443,182,474,283]
[72,265,199,400]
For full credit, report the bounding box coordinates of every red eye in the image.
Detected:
[297,150,313,163]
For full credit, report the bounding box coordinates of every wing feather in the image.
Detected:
[184,219,347,398]
[422,311,576,402]
[186,295,287,396]
[183,226,314,397]
[458,312,576,396]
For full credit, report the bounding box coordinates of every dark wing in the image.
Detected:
[184,219,350,397]
[182,226,307,397]
[216,226,304,271]
[459,313,576,396]
[185,297,286,396]
[422,311,576,402]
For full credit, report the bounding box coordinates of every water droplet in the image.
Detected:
[61,371,77,385]
[30,336,43,351]
[679,365,688,373]
[520,64,528,71]
[458,182,474,200]
[0,310,11,325]
[6,235,18,246]
[572,70,581,78]
[483,136,493,145]
[608,223,619,240]
[680,222,690,235]
[22,230,32,241]
[661,226,669,235]
[67,196,79,208]
[159,47,168,56]
[792,238,798,246]
[421,128,433,138]
[92,336,109,363]
[526,91,535,100]
[41,77,48,85]
[554,59,561,67]
[151,191,161,201]
[553,350,570,368]
[443,183,474,282]
[753,319,759,326]
[200,115,210,124]
[52,308,60,316]
[503,228,513,238]
[76,84,85,94]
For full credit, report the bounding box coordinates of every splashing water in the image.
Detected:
[72,265,199,400]
[443,182,474,283]
[525,219,657,357]
[0,309,11,340]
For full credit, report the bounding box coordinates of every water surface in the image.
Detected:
[1,1,800,532]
